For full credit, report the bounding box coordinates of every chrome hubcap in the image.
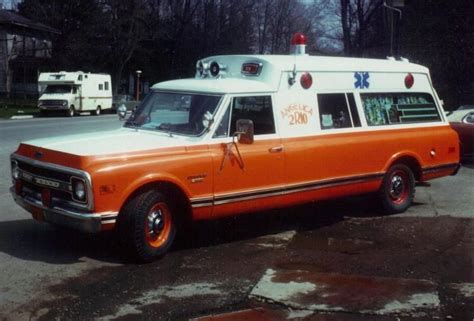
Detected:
[390,175,404,198]
[147,210,164,236]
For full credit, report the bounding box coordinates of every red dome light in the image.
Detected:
[291,32,307,46]
[405,73,414,89]
[300,72,312,89]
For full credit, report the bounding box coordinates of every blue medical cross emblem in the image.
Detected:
[354,72,370,89]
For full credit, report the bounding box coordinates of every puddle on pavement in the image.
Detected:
[289,233,375,254]
[249,268,440,317]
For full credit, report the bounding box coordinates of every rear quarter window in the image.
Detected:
[361,93,441,126]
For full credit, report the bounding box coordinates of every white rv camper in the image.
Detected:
[37,72,112,117]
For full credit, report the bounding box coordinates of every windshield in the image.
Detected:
[44,85,73,94]
[125,92,222,136]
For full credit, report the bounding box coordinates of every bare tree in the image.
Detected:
[339,0,382,56]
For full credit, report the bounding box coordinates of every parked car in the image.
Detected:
[112,94,140,111]
[449,111,474,160]
[446,104,474,120]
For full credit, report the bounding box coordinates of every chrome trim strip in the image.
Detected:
[101,219,117,225]
[422,162,459,174]
[190,172,385,208]
[11,153,94,211]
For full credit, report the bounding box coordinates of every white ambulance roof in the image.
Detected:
[207,55,429,73]
[152,55,429,94]
[152,78,274,94]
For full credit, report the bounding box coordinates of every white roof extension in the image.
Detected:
[152,54,429,94]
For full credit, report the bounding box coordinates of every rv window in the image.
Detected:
[317,93,352,129]
[99,84,103,91]
[44,85,72,94]
[78,75,82,81]
[230,96,275,135]
[361,93,441,126]
[104,82,109,91]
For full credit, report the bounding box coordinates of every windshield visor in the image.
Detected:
[44,85,73,94]
[125,92,222,136]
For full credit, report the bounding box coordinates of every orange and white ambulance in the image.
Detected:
[10,33,460,261]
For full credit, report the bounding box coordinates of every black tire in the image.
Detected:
[378,164,415,214]
[92,106,101,116]
[67,106,75,117]
[117,190,177,262]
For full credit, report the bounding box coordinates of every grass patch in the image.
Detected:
[0,105,39,119]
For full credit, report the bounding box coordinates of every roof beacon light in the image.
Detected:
[291,32,307,55]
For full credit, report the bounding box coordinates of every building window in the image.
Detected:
[361,93,441,125]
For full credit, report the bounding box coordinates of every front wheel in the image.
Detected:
[378,164,415,214]
[67,106,75,117]
[117,190,176,262]
[92,106,101,116]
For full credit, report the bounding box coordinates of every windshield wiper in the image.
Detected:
[125,120,140,130]
[155,123,174,137]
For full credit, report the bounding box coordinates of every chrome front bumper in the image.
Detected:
[10,187,118,233]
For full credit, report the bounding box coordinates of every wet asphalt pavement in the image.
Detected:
[0,116,473,321]
[4,197,474,321]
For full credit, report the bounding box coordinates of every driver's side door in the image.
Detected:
[209,95,285,218]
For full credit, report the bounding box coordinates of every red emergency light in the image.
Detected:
[291,33,307,46]
[241,62,262,76]
[300,72,313,89]
[290,32,307,55]
[405,73,414,89]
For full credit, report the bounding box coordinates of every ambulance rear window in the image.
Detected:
[361,93,441,126]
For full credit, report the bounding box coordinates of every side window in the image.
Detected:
[98,84,103,91]
[361,93,441,126]
[230,96,275,135]
[104,82,109,91]
[317,93,353,129]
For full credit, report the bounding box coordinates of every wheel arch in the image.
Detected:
[119,176,193,223]
[384,152,423,181]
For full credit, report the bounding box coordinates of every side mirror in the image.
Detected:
[236,119,254,144]
[117,104,127,121]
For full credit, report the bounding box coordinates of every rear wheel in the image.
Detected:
[118,190,176,262]
[378,164,415,214]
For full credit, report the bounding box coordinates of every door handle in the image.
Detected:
[269,145,284,153]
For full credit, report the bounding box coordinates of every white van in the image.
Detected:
[38,72,112,117]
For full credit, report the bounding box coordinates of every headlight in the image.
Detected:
[71,177,87,203]
[62,100,68,106]
[11,160,20,180]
